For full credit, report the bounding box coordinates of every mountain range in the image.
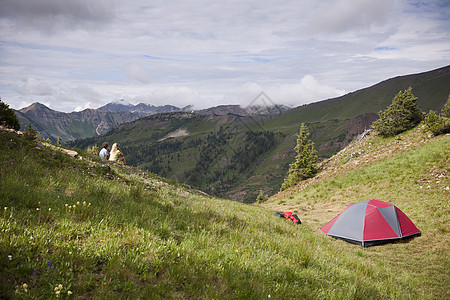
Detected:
[97,100,183,117]
[15,103,139,142]
[15,100,291,143]
[67,65,450,201]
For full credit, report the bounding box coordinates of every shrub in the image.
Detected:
[87,144,100,156]
[423,98,450,136]
[280,123,318,191]
[255,190,268,203]
[0,98,20,130]
[371,87,424,137]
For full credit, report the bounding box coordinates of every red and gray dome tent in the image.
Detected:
[321,200,421,247]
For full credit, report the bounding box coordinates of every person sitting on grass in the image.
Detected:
[99,142,110,160]
[109,143,126,165]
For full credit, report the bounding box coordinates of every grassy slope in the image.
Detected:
[1,126,448,299]
[262,128,449,298]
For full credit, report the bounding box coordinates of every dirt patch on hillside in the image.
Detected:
[158,128,189,141]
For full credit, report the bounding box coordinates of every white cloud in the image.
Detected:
[13,78,54,96]
[229,76,346,108]
[128,86,203,109]
[125,64,150,83]
[273,76,346,106]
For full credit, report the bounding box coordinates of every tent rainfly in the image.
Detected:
[321,200,421,247]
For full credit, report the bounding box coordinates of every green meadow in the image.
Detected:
[1,127,448,299]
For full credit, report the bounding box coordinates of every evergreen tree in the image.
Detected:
[0,98,20,130]
[442,96,450,118]
[23,123,38,140]
[280,124,318,191]
[423,97,450,136]
[371,87,424,137]
[255,190,268,203]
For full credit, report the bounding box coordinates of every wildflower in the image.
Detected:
[83,201,86,206]
[23,283,28,290]
[67,290,72,295]
[65,204,68,207]
[77,201,80,205]
[58,284,63,290]
[49,208,51,211]
[8,255,12,260]
[36,208,40,211]
[4,207,6,211]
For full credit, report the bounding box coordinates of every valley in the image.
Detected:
[68,66,450,201]
[14,65,450,201]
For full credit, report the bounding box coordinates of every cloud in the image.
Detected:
[307,0,396,34]
[0,0,448,113]
[0,0,117,32]
[230,76,346,107]
[13,78,54,96]
[273,76,346,105]
[74,102,94,112]
[128,86,203,108]
[125,64,150,83]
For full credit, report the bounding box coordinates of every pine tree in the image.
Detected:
[371,87,424,137]
[0,98,20,130]
[423,97,450,136]
[256,190,268,203]
[442,96,450,118]
[23,123,38,140]
[280,124,318,191]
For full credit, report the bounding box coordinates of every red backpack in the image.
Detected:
[283,212,302,225]
[274,212,302,225]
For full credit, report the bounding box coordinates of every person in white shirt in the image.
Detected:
[99,142,110,160]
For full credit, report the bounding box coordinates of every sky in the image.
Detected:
[0,0,449,112]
